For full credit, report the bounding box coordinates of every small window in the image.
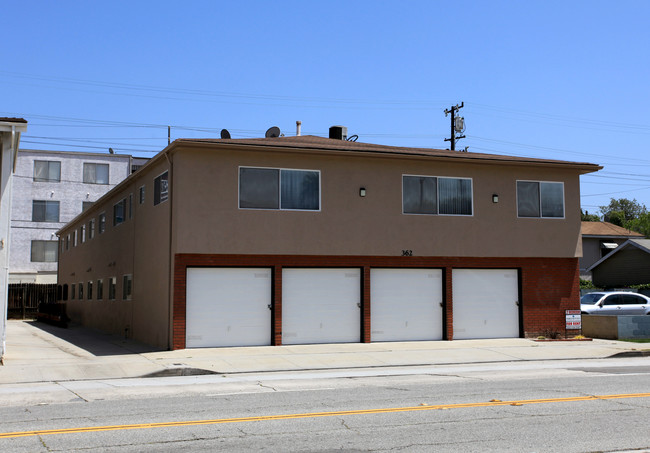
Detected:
[80,225,86,243]
[78,282,83,300]
[139,185,145,204]
[122,274,133,300]
[71,283,76,300]
[83,163,109,184]
[87,281,93,300]
[65,234,70,250]
[31,240,58,262]
[73,230,77,247]
[32,200,60,222]
[108,277,116,300]
[89,219,95,239]
[239,167,320,211]
[62,284,68,301]
[97,279,104,300]
[402,175,473,215]
[128,193,133,219]
[154,171,169,206]
[517,181,564,218]
[33,161,61,182]
[99,213,106,234]
[113,199,126,226]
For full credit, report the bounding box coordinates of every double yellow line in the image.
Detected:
[2,392,649,439]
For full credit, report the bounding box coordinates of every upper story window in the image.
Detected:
[33,160,61,182]
[239,167,320,211]
[139,185,145,204]
[154,171,169,206]
[402,175,473,216]
[80,224,86,243]
[89,218,95,239]
[83,163,109,185]
[32,200,60,222]
[517,181,564,218]
[113,198,126,226]
[31,240,58,262]
[98,212,106,234]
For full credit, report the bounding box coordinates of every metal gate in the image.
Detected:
[7,283,57,319]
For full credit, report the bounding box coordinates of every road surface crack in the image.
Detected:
[257,382,277,391]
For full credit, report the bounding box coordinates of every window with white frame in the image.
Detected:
[98,213,106,234]
[517,181,565,218]
[154,171,169,205]
[87,281,93,300]
[33,160,61,182]
[31,240,58,262]
[89,219,95,239]
[239,167,320,211]
[80,225,86,243]
[113,198,126,226]
[83,163,109,184]
[32,200,60,222]
[402,175,473,215]
[122,274,133,300]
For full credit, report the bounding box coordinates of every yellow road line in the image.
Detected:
[2,392,649,439]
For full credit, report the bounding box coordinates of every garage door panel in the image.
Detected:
[453,269,519,339]
[371,269,443,342]
[186,268,272,348]
[282,268,360,345]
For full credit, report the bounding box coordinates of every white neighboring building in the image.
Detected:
[10,150,134,284]
[1,118,27,362]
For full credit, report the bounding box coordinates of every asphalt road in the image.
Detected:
[1,358,649,452]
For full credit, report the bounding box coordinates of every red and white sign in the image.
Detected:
[566,310,582,330]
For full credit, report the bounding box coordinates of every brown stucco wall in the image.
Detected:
[171,145,582,258]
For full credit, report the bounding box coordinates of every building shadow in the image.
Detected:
[27,320,162,356]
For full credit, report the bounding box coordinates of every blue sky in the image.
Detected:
[3,1,650,215]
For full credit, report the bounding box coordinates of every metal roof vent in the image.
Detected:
[329,125,348,140]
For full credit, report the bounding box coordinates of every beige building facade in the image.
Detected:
[57,134,601,350]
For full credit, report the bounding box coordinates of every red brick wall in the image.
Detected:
[173,254,580,350]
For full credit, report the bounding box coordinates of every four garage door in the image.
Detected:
[452,269,520,339]
[282,268,361,345]
[185,268,272,348]
[370,268,443,342]
[184,267,521,348]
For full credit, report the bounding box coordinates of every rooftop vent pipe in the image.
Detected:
[329,125,347,140]
[296,121,302,136]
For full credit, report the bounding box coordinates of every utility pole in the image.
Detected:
[168,126,171,145]
[444,102,466,151]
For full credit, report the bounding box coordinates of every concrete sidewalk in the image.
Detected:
[1,320,648,385]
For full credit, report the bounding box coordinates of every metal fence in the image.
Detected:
[7,283,57,319]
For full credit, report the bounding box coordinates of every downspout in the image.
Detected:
[164,151,174,350]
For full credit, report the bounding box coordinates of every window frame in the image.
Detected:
[108,277,116,301]
[98,212,106,234]
[238,166,321,212]
[516,180,565,219]
[122,274,133,301]
[96,279,104,300]
[30,240,58,262]
[83,162,110,185]
[153,171,169,206]
[113,198,126,226]
[33,160,61,183]
[402,174,474,216]
[32,200,60,222]
[139,185,145,204]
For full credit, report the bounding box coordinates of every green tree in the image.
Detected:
[623,212,650,238]
[599,198,647,224]
[581,209,600,221]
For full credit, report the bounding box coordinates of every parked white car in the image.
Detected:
[580,292,650,315]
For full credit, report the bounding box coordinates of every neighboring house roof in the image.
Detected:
[581,221,644,238]
[0,117,27,123]
[587,238,650,272]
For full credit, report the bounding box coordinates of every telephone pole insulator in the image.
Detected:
[444,102,466,151]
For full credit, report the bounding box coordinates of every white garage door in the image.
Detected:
[186,268,272,348]
[452,269,519,339]
[371,268,443,342]
[282,268,360,345]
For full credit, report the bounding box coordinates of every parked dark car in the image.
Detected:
[580,292,650,315]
